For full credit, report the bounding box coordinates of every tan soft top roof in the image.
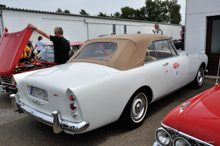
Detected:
[68,34,170,70]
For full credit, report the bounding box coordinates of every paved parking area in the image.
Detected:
[0,78,216,146]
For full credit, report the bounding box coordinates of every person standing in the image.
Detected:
[27,40,35,59]
[180,26,185,51]
[27,24,70,65]
[33,36,46,54]
[19,45,31,63]
[152,23,163,35]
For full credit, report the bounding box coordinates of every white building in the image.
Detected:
[0,6,182,47]
[186,0,220,75]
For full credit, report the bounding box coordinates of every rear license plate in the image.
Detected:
[0,86,4,93]
[30,87,48,101]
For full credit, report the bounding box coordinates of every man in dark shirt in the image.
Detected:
[27,23,70,65]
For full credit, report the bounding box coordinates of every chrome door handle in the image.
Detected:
[163,62,169,66]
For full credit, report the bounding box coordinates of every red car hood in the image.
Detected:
[162,84,220,145]
[0,27,33,76]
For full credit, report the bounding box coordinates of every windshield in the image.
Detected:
[38,45,54,62]
[75,42,117,61]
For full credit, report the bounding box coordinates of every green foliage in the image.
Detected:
[79,9,90,16]
[56,8,71,14]
[145,0,181,24]
[99,0,181,24]
[76,0,181,24]
[98,12,109,17]
[56,8,62,13]
[113,12,121,18]
[64,10,70,14]
[121,6,135,19]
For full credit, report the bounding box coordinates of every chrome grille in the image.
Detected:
[1,76,12,84]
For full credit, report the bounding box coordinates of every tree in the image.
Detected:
[56,8,62,13]
[166,0,181,24]
[113,12,121,18]
[64,9,70,14]
[56,8,71,14]
[98,12,109,17]
[145,0,181,24]
[121,6,135,19]
[79,9,90,16]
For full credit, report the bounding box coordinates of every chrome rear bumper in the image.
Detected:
[10,94,89,134]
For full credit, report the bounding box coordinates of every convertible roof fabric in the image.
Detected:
[68,34,170,70]
[0,27,33,75]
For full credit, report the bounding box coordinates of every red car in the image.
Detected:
[154,84,220,146]
[0,27,83,93]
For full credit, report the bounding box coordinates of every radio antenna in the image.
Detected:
[215,58,220,85]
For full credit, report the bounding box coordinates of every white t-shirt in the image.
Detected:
[36,40,46,51]
[154,29,162,35]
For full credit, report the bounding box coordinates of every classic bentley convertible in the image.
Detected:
[154,83,220,146]
[11,34,208,135]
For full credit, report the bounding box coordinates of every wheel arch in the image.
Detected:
[135,86,153,103]
[120,85,153,116]
[118,85,153,128]
[201,62,206,70]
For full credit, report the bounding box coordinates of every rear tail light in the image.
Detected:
[69,95,74,101]
[70,103,77,110]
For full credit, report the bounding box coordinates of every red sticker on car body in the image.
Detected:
[173,63,179,69]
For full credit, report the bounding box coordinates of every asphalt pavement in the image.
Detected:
[0,78,216,146]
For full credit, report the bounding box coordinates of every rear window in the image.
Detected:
[75,42,117,61]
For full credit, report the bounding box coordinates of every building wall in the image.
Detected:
[186,0,220,54]
[0,15,3,35]
[2,9,87,46]
[1,8,182,52]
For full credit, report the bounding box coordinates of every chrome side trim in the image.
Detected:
[161,122,178,133]
[161,123,214,146]
[10,94,90,134]
[179,131,214,146]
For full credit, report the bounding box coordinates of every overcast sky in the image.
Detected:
[0,0,186,24]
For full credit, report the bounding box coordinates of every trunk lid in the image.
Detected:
[16,62,117,115]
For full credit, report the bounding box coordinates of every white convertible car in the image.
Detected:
[11,34,208,134]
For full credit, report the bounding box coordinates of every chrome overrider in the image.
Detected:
[10,94,89,134]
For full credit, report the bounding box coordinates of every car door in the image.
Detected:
[144,43,167,99]
[153,40,189,93]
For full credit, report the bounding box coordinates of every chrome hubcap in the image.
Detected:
[131,93,148,123]
[197,69,204,85]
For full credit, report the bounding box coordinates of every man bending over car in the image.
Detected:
[27,23,70,65]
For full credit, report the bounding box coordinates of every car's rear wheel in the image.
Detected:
[119,89,149,129]
[191,66,204,88]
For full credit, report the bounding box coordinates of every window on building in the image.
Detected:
[113,24,116,35]
[124,25,127,34]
